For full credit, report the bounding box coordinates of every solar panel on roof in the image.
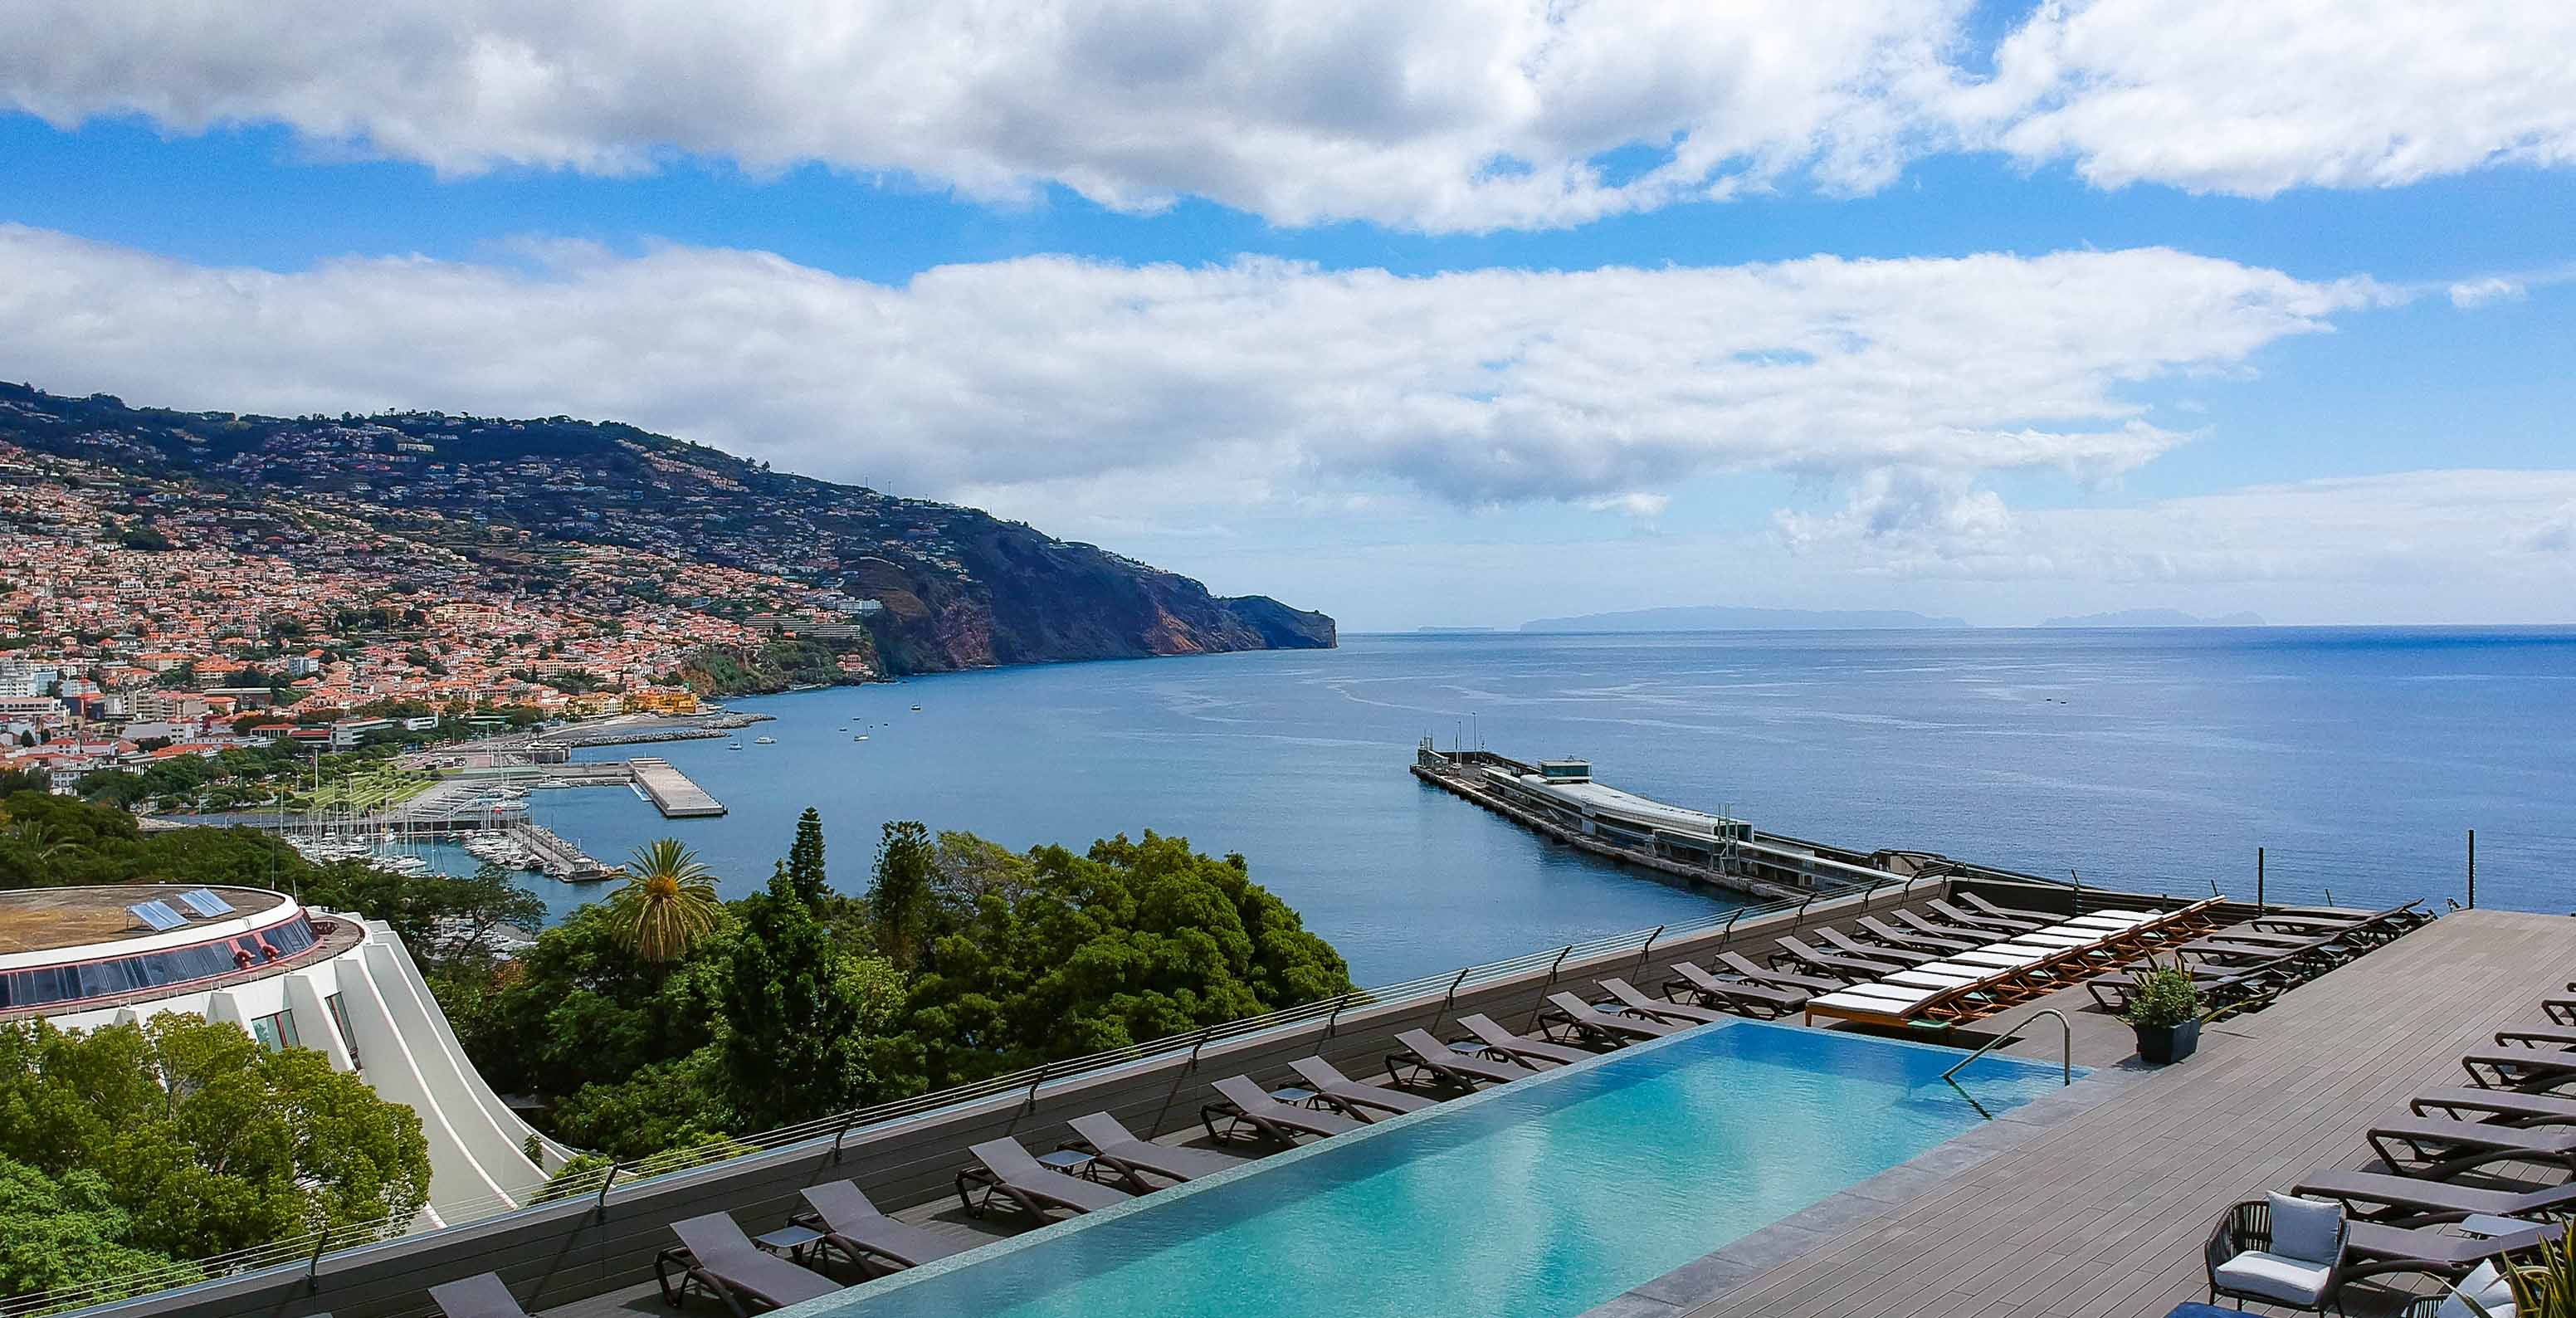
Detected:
[127,901,188,932]
[176,888,235,917]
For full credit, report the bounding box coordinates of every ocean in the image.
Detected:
[505,627,2576,984]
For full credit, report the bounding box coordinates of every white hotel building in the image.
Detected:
[0,885,569,1220]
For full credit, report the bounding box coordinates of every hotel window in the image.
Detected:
[324,992,360,1068]
[247,1008,302,1052]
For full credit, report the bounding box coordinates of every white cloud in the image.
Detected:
[2,1,2569,230]
[2449,277,2528,309]
[0,226,2373,519]
[1953,0,2576,198]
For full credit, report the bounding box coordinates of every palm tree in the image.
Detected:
[608,839,720,962]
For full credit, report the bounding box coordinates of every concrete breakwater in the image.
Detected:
[627,757,725,818]
[1411,744,1956,902]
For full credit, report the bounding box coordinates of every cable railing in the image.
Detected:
[5,868,2000,1318]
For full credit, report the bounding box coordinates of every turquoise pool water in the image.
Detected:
[787,1021,2072,1318]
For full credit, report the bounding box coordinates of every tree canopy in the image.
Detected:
[0,1015,430,1262]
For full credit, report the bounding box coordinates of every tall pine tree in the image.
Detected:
[718,860,895,1131]
[785,807,827,906]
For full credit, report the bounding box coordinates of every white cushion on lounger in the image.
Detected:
[1832,983,1938,1004]
[2096,909,2158,920]
[1953,951,2042,969]
[1808,990,1920,1013]
[1914,961,1998,979]
[2062,915,2149,930]
[1988,941,2065,958]
[1886,971,1979,990]
[2213,1251,2335,1306]
[2014,934,2095,949]
[2436,1262,2515,1318]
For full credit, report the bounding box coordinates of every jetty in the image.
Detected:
[505,821,622,882]
[1412,742,1968,901]
[628,757,726,818]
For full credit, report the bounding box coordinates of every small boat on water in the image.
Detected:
[853,734,869,741]
[754,736,776,744]
[910,704,923,711]
[727,741,744,751]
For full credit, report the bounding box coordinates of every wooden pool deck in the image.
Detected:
[1666,907,2574,1318]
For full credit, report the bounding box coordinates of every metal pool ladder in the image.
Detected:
[1943,1008,2074,1090]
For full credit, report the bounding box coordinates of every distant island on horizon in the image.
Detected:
[1520,605,1970,632]
[2039,608,2267,627]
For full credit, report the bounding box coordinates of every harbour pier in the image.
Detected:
[1411,742,1961,901]
[504,820,622,882]
[627,757,726,818]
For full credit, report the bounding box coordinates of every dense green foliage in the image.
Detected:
[0,1016,430,1262]
[0,1158,201,1304]
[2122,959,2203,1028]
[675,637,873,696]
[456,817,1352,1159]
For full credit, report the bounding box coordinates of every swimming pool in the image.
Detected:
[787,1021,2072,1318]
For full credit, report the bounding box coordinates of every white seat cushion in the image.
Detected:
[1954,951,2042,968]
[2214,1251,2335,1306]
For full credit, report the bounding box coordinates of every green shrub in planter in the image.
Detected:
[2124,959,2203,1063]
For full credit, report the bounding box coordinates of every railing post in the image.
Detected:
[1324,993,1351,1040]
[593,1164,620,1225]
[1637,925,1664,970]
[2069,870,2083,916]
[2255,847,2265,913]
[830,1111,861,1164]
[1437,967,1471,1026]
[305,1227,329,1295]
[2467,829,2476,909]
[1544,944,1573,987]
[1019,1063,1052,1117]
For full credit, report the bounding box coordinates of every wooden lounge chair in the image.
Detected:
[793,1181,973,1276]
[1709,952,1842,996]
[1771,935,1904,982]
[1066,1113,1245,1190]
[1659,961,1808,1019]
[1388,1028,1530,1090]
[1203,1075,1363,1145]
[954,1137,1134,1219]
[1288,1056,1437,1120]
[2367,1115,2576,1177]
[1541,991,1681,1045]
[656,1213,842,1316]
[1456,1013,1595,1067]
[2461,1049,2576,1091]
[2409,1084,2576,1124]
[2294,1166,2576,1223]
[1600,977,1730,1025]
[1817,926,1942,965]
[428,1273,531,1318]
[1930,898,2042,935]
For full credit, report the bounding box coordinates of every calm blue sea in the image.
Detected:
[516,627,2576,983]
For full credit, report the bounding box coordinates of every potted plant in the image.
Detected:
[2123,959,2203,1063]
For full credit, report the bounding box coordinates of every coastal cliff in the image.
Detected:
[0,382,1335,675]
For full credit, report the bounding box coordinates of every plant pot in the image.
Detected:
[2133,1018,2201,1064]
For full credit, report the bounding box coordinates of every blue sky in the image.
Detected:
[2,1,2572,627]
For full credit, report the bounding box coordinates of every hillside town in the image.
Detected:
[0,439,881,793]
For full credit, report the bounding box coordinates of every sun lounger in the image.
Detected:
[793,1181,972,1275]
[2294,1167,2576,1223]
[2497,1023,2576,1050]
[1660,961,1808,1018]
[1817,926,1942,965]
[1710,952,1842,995]
[1771,935,1904,982]
[2345,1216,2558,1281]
[2462,1049,2576,1091]
[2252,901,2426,944]
[1288,1056,1437,1120]
[1857,915,1973,954]
[1203,1075,1364,1145]
[1066,1113,1245,1189]
[955,1137,1134,1219]
[1600,977,1731,1025]
[656,1213,842,1316]
[1961,892,2065,925]
[428,1273,531,1318]
[2410,1085,2576,1124]
[1388,1028,1531,1090]
[1541,991,1681,1045]
[1457,1013,1595,1067]
[2544,998,2576,1027]
[1930,898,2042,934]
[2367,1115,2576,1176]
[1893,909,1998,945]
[2086,959,2281,1013]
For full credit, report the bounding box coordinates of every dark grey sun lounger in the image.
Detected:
[1817,927,1942,966]
[429,1273,530,1318]
[1289,1056,1437,1120]
[1601,977,1730,1025]
[2368,1115,2576,1176]
[1710,952,1842,996]
[1389,1028,1531,1089]
[1771,935,1904,982]
[956,1137,1134,1219]
[2411,1085,2576,1124]
[795,1181,972,1274]
[1542,991,1681,1045]
[2346,1217,2558,1280]
[657,1213,842,1316]
[1961,892,2064,925]
[1066,1113,1245,1189]
[2464,1048,2576,1091]
[2497,1023,2576,1049]
[2295,1166,2576,1222]
[1930,898,2042,934]
[1458,1013,1595,1067]
[1891,910,1993,947]
[1854,915,1970,954]
[1203,1075,1364,1145]
[1661,961,1808,1018]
